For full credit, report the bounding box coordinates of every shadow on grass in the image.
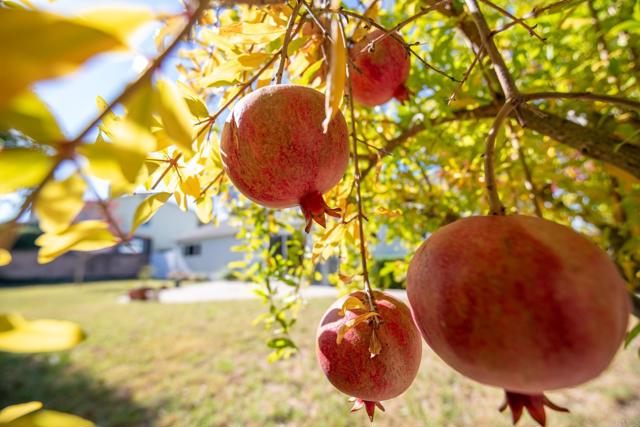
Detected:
[0,352,160,427]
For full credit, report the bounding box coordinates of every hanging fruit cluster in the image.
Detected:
[212,2,634,426]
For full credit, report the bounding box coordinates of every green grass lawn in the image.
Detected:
[0,281,639,427]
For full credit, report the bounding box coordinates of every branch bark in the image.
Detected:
[519,105,640,177]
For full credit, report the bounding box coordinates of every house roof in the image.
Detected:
[175,222,239,243]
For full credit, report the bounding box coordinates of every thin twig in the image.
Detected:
[275,1,303,84]
[449,45,484,104]
[344,23,377,314]
[480,0,546,42]
[74,160,130,244]
[199,170,225,197]
[484,100,518,215]
[151,153,183,190]
[507,123,543,217]
[493,0,574,34]
[407,46,459,82]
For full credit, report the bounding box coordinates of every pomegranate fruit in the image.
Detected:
[349,29,411,106]
[316,290,422,421]
[407,215,630,426]
[220,85,349,232]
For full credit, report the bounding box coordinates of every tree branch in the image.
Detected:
[360,104,501,180]
[519,105,640,178]
[523,92,640,111]
[9,0,209,226]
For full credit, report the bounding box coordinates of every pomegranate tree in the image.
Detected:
[220,85,349,232]
[407,215,630,426]
[349,29,411,106]
[316,290,422,421]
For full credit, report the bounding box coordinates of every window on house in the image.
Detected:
[183,244,202,256]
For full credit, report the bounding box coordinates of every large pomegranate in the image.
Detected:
[220,85,349,232]
[316,290,422,421]
[349,29,411,106]
[407,215,630,426]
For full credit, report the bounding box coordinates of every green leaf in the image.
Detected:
[0,148,54,194]
[157,79,194,152]
[0,91,63,143]
[0,8,124,108]
[266,337,297,349]
[624,322,640,349]
[35,220,118,264]
[131,192,170,234]
[0,313,86,353]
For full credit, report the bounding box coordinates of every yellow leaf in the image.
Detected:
[35,220,118,264]
[353,1,379,42]
[131,192,170,234]
[34,174,86,234]
[0,148,54,194]
[0,402,43,424]
[195,196,213,224]
[6,409,94,427]
[5,408,94,427]
[73,6,155,42]
[0,91,63,143]
[125,77,155,129]
[177,81,209,120]
[79,121,155,194]
[0,8,124,109]
[180,175,201,198]
[339,295,367,316]
[0,249,11,267]
[323,14,346,133]
[236,52,272,68]
[217,22,285,44]
[155,15,186,51]
[202,59,246,87]
[369,328,382,358]
[157,79,194,152]
[0,313,86,353]
[336,312,379,345]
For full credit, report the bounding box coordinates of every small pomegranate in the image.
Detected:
[407,215,630,426]
[349,29,411,106]
[220,85,349,232]
[316,290,422,421]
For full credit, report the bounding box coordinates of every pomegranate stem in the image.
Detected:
[345,32,377,316]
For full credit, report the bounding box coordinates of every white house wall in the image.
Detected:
[113,196,201,251]
[180,236,245,279]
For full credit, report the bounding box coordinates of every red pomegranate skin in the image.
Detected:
[316,291,422,406]
[407,215,630,394]
[350,30,411,106]
[220,85,349,231]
